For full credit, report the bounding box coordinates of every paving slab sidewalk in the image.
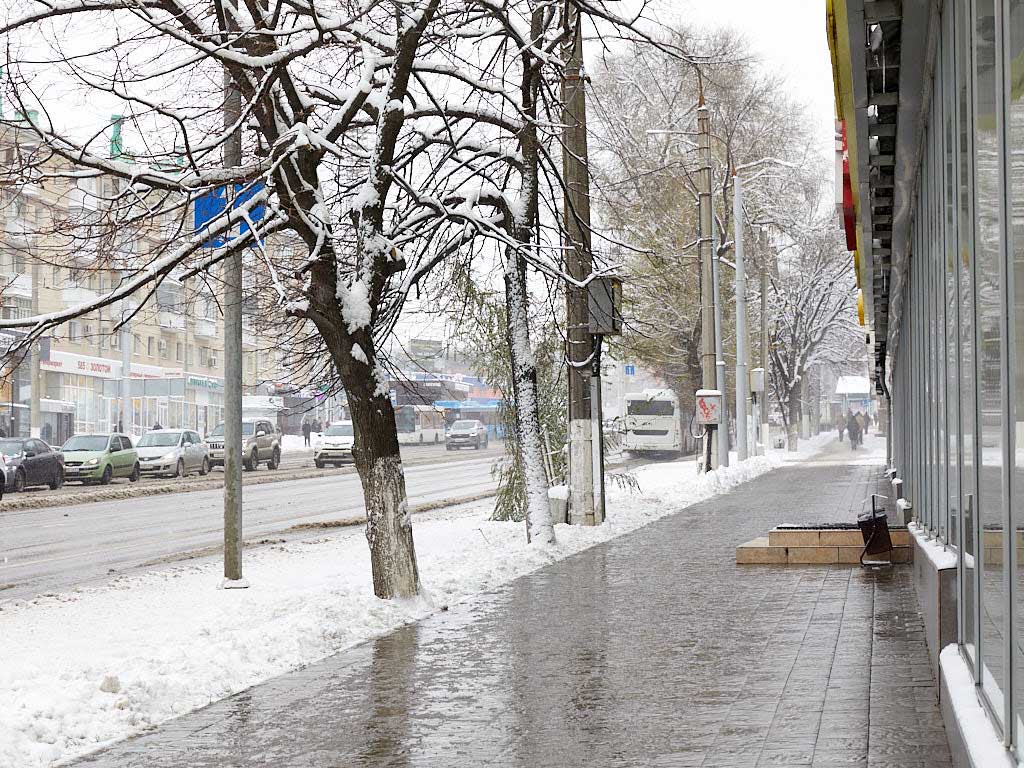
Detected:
[73,435,950,768]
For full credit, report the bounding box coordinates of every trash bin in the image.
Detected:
[857,494,892,566]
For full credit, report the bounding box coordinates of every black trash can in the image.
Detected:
[858,494,892,565]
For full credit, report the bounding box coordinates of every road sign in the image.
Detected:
[194,182,266,248]
[624,364,636,376]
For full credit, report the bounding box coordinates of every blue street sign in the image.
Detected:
[194,182,266,247]
[624,364,636,376]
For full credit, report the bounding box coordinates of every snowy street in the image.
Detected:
[0,455,498,600]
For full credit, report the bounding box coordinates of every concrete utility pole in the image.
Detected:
[697,87,718,471]
[733,173,748,461]
[29,261,40,438]
[222,2,246,587]
[711,239,728,468]
[561,1,599,525]
[760,229,770,454]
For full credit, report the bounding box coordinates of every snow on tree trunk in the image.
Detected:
[504,253,555,545]
[347,373,420,599]
[787,396,800,452]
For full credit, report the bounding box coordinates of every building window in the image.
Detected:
[147,336,154,357]
[198,346,208,367]
[68,321,80,343]
[133,334,141,353]
[176,342,183,363]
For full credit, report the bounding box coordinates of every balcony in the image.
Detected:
[193,318,217,338]
[158,310,186,331]
[0,272,32,299]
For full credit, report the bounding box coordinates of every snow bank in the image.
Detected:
[0,441,824,767]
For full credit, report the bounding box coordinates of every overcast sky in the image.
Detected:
[674,0,836,166]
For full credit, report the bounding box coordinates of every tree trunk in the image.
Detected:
[787,392,799,452]
[345,358,420,599]
[504,254,555,545]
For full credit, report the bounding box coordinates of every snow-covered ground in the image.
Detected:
[1,434,837,767]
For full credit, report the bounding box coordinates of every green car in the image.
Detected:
[61,433,141,485]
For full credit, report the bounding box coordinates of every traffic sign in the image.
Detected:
[194,182,266,248]
[624,364,636,376]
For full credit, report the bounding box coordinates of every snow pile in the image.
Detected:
[0,445,817,767]
[908,522,957,570]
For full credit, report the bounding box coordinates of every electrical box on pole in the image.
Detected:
[750,367,765,393]
[695,389,723,426]
[588,276,622,335]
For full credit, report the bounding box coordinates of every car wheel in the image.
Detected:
[244,450,257,472]
[474,439,481,450]
[100,465,113,485]
[268,448,280,470]
[314,459,325,469]
[13,469,26,493]
[333,462,342,468]
[175,459,185,478]
[445,445,452,452]
[49,467,64,491]
[129,463,140,483]
[199,457,209,476]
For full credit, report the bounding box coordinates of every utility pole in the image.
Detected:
[222,1,247,587]
[562,1,599,525]
[712,238,728,468]
[120,312,131,433]
[733,173,748,461]
[697,85,717,472]
[29,261,40,438]
[760,229,770,454]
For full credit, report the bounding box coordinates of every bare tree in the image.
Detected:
[0,0,674,595]
[588,26,818,416]
[766,221,859,450]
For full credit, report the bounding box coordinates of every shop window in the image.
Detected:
[973,0,1008,724]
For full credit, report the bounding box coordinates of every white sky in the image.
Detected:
[673,0,837,166]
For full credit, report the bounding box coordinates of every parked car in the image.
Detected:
[207,419,281,471]
[0,438,65,492]
[0,455,5,501]
[445,419,489,451]
[62,433,140,485]
[136,429,210,478]
[314,422,355,468]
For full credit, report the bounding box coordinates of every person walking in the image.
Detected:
[863,411,872,434]
[302,419,311,447]
[846,410,861,450]
[837,414,845,443]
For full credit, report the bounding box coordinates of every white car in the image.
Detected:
[314,422,355,468]
[136,429,210,478]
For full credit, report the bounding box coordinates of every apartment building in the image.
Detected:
[0,119,287,441]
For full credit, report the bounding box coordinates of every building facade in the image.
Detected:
[830,0,1024,762]
[1,121,290,440]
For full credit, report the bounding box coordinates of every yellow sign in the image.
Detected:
[857,289,865,326]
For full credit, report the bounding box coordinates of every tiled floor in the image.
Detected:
[73,435,951,767]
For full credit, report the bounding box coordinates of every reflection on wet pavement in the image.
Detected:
[73,459,951,767]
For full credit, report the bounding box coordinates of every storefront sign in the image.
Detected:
[41,350,122,379]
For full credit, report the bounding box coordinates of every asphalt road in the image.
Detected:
[5,439,501,506]
[0,454,498,601]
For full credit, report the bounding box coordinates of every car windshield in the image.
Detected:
[451,420,476,430]
[0,439,26,455]
[138,431,182,447]
[325,424,353,436]
[208,423,254,437]
[63,435,109,452]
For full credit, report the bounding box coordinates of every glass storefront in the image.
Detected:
[891,0,1024,752]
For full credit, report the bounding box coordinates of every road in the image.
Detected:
[0,454,498,601]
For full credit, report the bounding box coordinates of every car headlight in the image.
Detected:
[84,457,99,466]
[162,452,176,461]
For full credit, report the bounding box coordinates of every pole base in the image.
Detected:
[219,577,250,590]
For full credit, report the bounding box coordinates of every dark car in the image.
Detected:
[0,438,65,492]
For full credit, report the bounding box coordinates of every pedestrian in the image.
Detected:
[837,414,845,443]
[41,423,52,445]
[302,419,311,447]
[863,411,872,434]
[151,421,162,431]
[846,410,861,449]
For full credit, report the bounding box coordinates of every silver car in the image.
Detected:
[136,429,210,478]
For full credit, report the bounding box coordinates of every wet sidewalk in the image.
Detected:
[73,436,951,768]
